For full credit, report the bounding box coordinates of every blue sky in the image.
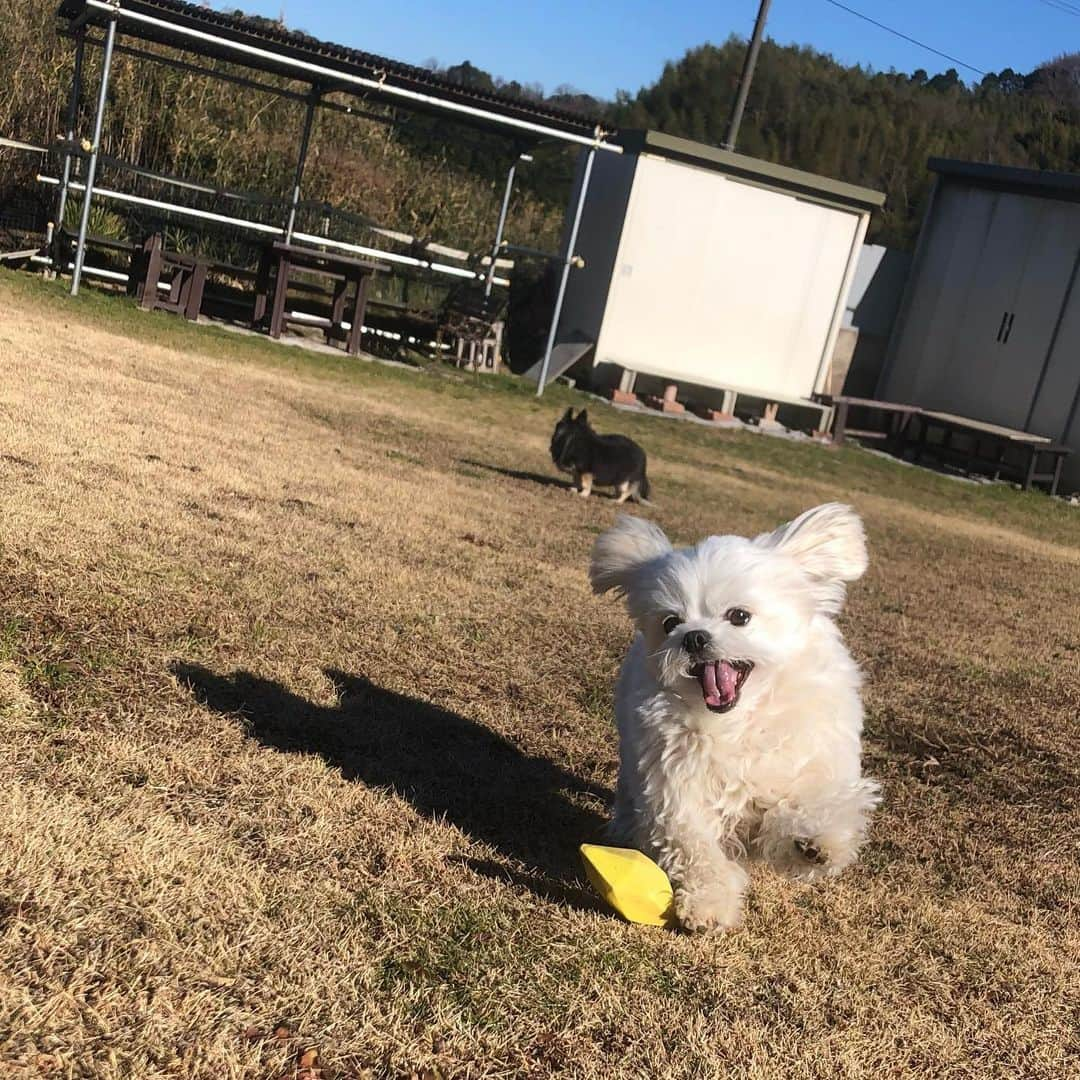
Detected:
[227,1,1078,99]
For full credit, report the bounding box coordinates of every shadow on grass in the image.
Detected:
[458,458,575,492]
[172,663,609,911]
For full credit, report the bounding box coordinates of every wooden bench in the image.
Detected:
[907,410,1072,496]
[1018,442,1073,496]
[54,228,136,279]
[816,395,923,452]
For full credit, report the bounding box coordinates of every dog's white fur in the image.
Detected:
[590,504,880,931]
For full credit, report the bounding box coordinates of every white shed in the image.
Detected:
[879,158,1080,493]
[545,131,884,419]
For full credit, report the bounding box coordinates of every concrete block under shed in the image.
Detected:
[645,384,685,414]
[689,404,735,422]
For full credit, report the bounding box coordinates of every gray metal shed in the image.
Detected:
[879,158,1080,493]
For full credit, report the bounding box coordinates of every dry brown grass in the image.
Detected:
[1,272,1078,1079]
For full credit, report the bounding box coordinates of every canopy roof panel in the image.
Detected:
[58,0,614,145]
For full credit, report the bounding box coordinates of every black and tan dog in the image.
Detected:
[549,408,651,502]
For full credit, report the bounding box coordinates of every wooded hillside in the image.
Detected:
[613,39,1080,246]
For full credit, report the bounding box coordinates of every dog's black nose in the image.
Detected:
[682,629,710,654]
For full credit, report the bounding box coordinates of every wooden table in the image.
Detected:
[254,242,389,356]
[819,395,923,452]
[908,410,1071,496]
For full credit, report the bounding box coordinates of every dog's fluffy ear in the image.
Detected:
[590,515,671,597]
[756,503,868,613]
[576,409,589,426]
[560,407,575,422]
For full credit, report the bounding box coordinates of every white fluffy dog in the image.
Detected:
[590,503,880,932]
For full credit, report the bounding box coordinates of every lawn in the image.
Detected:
[1,269,1077,1079]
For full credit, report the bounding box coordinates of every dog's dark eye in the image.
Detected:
[726,608,752,627]
[662,614,682,635]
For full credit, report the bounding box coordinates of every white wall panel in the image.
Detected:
[593,154,861,400]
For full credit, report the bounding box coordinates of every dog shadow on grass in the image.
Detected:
[172,663,610,912]
[457,458,575,492]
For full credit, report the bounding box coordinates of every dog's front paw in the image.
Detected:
[674,882,744,933]
[794,838,828,866]
[784,836,855,881]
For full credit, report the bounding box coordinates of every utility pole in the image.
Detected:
[722,0,772,152]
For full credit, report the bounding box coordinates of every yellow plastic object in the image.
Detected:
[580,844,676,927]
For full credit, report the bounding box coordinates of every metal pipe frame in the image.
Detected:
[0,138,48,153]
[40,174,511,287]
[285,89,319,243]
[55,30,86,234]
[71,11,118,297]
[535,145,597,397]
[501,241,562,262]
[58,0,594,300]
[54,143,372,223]
[66,147,284,206]
[80,0,621,153]
[484,156,520,299]
[66,6,95,33]
[72,32,396,126]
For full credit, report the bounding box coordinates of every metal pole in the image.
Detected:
[285,89,320,244]
[535,145,596,397]
[55,30,86,236]
[485,154,528,299]
[71,14,118,296]
[722,0,772,152]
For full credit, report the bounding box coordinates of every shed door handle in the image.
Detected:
[996,310,1009,343]
[1002,312,1016,344]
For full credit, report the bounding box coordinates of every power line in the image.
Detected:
[1037,0,1080,17]
[820,0,986,76]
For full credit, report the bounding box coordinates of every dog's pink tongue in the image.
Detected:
[700,660,739,707]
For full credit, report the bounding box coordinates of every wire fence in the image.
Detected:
[1,129,524,330]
